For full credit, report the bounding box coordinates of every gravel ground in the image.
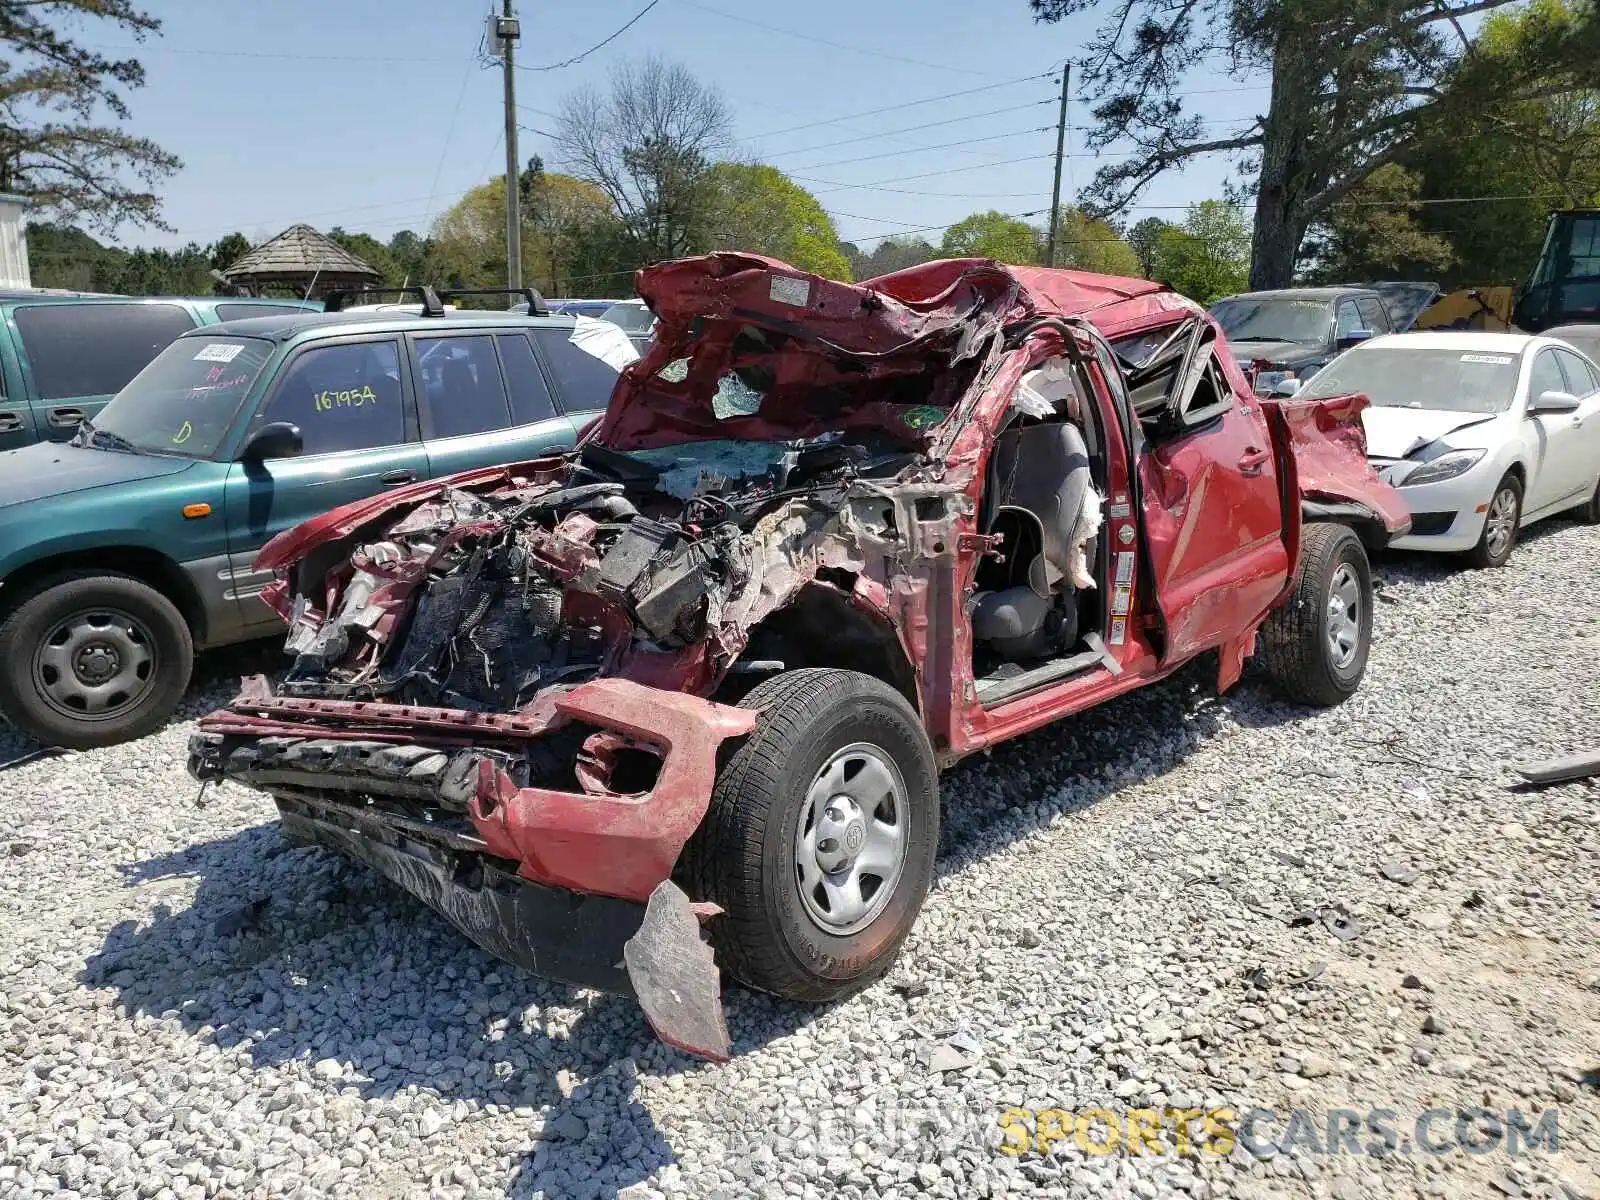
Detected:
[2,518,1597,1200]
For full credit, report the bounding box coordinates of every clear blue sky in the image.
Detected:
[81,0,1269,254]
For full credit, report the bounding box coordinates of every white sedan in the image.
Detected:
[1294,331,1600,567]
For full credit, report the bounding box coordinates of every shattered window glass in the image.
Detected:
[658,358,690,383]
[712,370,765,419]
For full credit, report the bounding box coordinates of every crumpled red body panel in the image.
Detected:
[469,678,759,903]
[254,461,559,571]
[1266,392,1412,533]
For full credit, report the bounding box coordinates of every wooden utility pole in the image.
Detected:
[1045,64,1070,268]
[498,0,523,290]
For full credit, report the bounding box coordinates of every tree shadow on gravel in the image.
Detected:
[82,819,828,1198]
[935,653,1256,865]
[81,652,1318,1197]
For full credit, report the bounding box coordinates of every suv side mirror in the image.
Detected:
[241,421,303,461]
[1530,389,1580,415]
[1269,378,1303,398]
[1337,328,1375,350]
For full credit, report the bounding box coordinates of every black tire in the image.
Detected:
[1577,474,1600,525]
[679,668,938,1003]
[0,571,194,749]
[1465,473,1522,568]
[1262,523,1373,707]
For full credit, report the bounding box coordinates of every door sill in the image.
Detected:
[976,649,1105,708]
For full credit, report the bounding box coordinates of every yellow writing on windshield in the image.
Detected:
[172,420,193,445]
[315,384,378,412]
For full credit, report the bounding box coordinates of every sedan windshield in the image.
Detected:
[86,335,274,457]
[1211,298,1330,345]
[1299,346,1523,413]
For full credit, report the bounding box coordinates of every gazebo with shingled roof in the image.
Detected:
[219,223,380,299]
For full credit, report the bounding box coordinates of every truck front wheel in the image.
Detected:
[680,668,939,1003]
[0,571,194,749]
[1262,523,1373,707]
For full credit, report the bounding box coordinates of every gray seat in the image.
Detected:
[974,422,1094,659]
[986,421,1092,591]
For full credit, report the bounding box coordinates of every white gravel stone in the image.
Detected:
[2,524,1599,1199]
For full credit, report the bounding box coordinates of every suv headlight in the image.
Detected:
[1400,448,1486,486]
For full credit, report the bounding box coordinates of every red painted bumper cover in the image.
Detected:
[198,677,757,905]
[466,678,758,902]
[194,677,758,1060]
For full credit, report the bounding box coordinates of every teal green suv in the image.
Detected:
[0,294,318,450]
[0,293,629,747]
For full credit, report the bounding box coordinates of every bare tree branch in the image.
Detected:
[554,55,731,263]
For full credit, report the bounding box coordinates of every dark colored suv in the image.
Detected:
[1210,286,1399,394]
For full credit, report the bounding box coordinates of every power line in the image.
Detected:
[1072,82,1273,102]
[788,126,1053,172]
[676,0,1000,78]
[844,207,1051,245]
[420,40,482,245]
[747,74,1057,141]
[798,153,1057,193]
[83,42,458,64]
[516,0,660,72]
[760,99,1056,159]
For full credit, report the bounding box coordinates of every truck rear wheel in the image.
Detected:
[679,668,939,1003]
[1262,523,1372,707]
[0,571,194,749]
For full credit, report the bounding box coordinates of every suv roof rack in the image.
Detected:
[323,285,549,317]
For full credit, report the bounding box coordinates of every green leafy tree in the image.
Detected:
[1151,201,1252,303]
[1127,217,1172,277]
[1029,0,1600,288]
[845,235,941,280]
[327,228,401,286]
[387,230,431,283]
[430,171,623,296]
[100,243,212,295]
[524,167,621,295]
[703,163,851,279]
[209,232,251,274]
[1304,165,1454,283]
[941,210,1040,264]
[0,1,181,231]
[1047,207,1143,275]
[1400,0,1600,285]
[28,221,116,290]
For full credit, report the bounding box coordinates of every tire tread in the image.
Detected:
[1262,523,1368,708]
[678,668,935,1002]
[0,570,193,749]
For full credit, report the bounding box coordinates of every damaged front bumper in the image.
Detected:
[189,675,758,1060]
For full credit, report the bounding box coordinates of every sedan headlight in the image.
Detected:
[1400,448,1486,487]
[1253,368,1294,395]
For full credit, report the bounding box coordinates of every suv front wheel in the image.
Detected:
[0,571,194,749]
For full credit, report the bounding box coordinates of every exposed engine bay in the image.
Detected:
[275,432,924,723]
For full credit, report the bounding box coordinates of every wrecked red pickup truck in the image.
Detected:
[189,254,1408,1060]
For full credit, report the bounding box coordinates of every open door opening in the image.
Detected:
[970,357,1110,706]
